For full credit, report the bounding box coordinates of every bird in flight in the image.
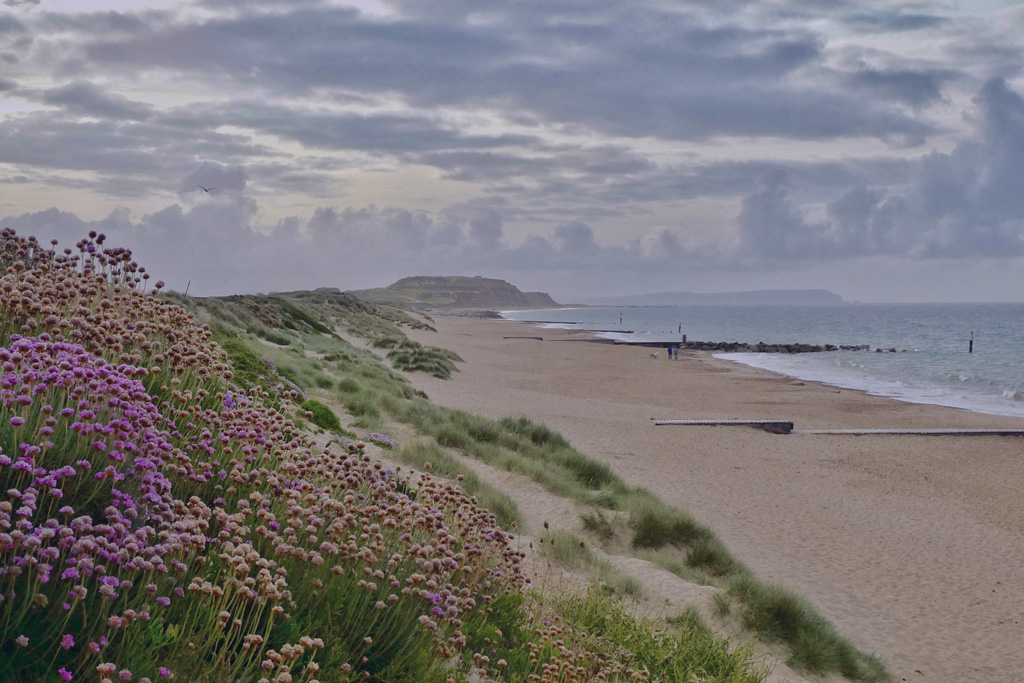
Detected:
[197,184,216,193]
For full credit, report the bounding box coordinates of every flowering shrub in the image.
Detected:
[0,230,526,682]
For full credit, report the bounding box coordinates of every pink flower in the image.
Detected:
[15,635,28,647]
[61,633,75,649]
[58,668,73,681]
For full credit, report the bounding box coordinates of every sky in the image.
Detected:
[2,1,1024,303]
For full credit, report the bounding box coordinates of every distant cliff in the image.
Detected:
[582,289,845,306]
[351,276,560,309]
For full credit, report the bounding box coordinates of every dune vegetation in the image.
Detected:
[0,229,886,682]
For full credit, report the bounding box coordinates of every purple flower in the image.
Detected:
[9,417,24,426]
[15,635,28,647]
[61,633,75,649]
[58,668,73,681]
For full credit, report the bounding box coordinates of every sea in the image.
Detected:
[502,303,1024,419]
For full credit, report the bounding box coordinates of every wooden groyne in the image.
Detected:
[654,418,795,434]
[801,428,1024,436]
[653,421,1024,436]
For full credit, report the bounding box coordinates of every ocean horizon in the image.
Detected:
[503,303,1024,419]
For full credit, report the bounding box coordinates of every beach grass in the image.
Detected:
[728,575,889,681]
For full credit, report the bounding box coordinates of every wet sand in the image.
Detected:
[403,316,1024,682]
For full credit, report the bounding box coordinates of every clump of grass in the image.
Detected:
[728,575,889,681]
[543,529,595,569]
[580,508,617,542]
[498,415,571,449]
[712,590,734,618]
[628,495,714,548]
[669,604,711,634]
[687,536,744,577]
[558,449,616,489]
[254,326,294,345]
[337,377,361,393]
[387,346,460,378]
[539,589,772,683]
[640,548,713,585]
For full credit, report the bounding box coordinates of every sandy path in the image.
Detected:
[402,317,1024,682]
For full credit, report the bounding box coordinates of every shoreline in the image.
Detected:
[496,311,1024,421]
[405,316,1024,682]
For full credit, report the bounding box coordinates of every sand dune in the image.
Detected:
[403,316,1024,682]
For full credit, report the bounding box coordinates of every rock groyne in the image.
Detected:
[680,341,871,353]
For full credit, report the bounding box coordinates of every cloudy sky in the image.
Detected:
[2,0,1024,302]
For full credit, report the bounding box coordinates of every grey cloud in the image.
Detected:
[737,171,829,260]
[845,11,948,32]
[60,3,934,144]
[848,68,951,109]
[0,103,278,197]
[37,10,157,37]
[210,102,539,154]
[40,81,152,120]
[0,10,30,62]
[468,211,503,250]
[0,14,27,32]
[735,79,1024,261]
[553,221,599,255]
[245,162,343,198]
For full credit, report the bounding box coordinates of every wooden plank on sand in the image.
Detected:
[801,428,1024,436]
[653,419,794,434]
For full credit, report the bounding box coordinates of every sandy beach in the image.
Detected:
[402,316,1024,682]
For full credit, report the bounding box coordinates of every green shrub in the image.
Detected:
[301,398,342,432]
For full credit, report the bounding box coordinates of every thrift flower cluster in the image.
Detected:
[0,230,526,682]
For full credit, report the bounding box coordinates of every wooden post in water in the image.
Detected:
[969,330,973,353]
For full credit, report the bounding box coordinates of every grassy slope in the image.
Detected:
[172,288,889,683]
